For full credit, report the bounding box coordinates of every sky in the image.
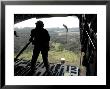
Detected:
[14,16,79,28]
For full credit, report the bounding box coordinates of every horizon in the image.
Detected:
[14,26,79,29]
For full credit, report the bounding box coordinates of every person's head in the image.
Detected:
[35,20,44,28]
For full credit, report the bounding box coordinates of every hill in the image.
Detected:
[14,27,81,66]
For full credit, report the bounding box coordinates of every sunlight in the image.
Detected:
[14,16,79,28]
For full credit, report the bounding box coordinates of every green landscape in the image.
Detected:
[14,27,81,67]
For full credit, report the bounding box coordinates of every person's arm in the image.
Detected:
[46,30,50,41]
[48,32,50,41]
[29,29,34,42]
[46,30,50,50]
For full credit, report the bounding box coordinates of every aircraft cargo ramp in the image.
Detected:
[14,59,79,76]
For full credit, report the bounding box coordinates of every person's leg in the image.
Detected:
[31,46,40,72]
[41,50,49,71]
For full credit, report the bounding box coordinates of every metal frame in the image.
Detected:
[1,0,109,88]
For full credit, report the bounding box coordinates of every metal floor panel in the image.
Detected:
[14,59,79,76]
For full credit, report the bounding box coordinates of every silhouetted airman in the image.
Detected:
[29,20,51,75]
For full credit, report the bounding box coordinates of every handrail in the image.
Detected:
[15,41,31,60]
[85,30,96,50]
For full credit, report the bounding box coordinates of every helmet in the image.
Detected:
[35,20,44,27]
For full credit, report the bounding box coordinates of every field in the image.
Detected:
[14,27,81,67]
